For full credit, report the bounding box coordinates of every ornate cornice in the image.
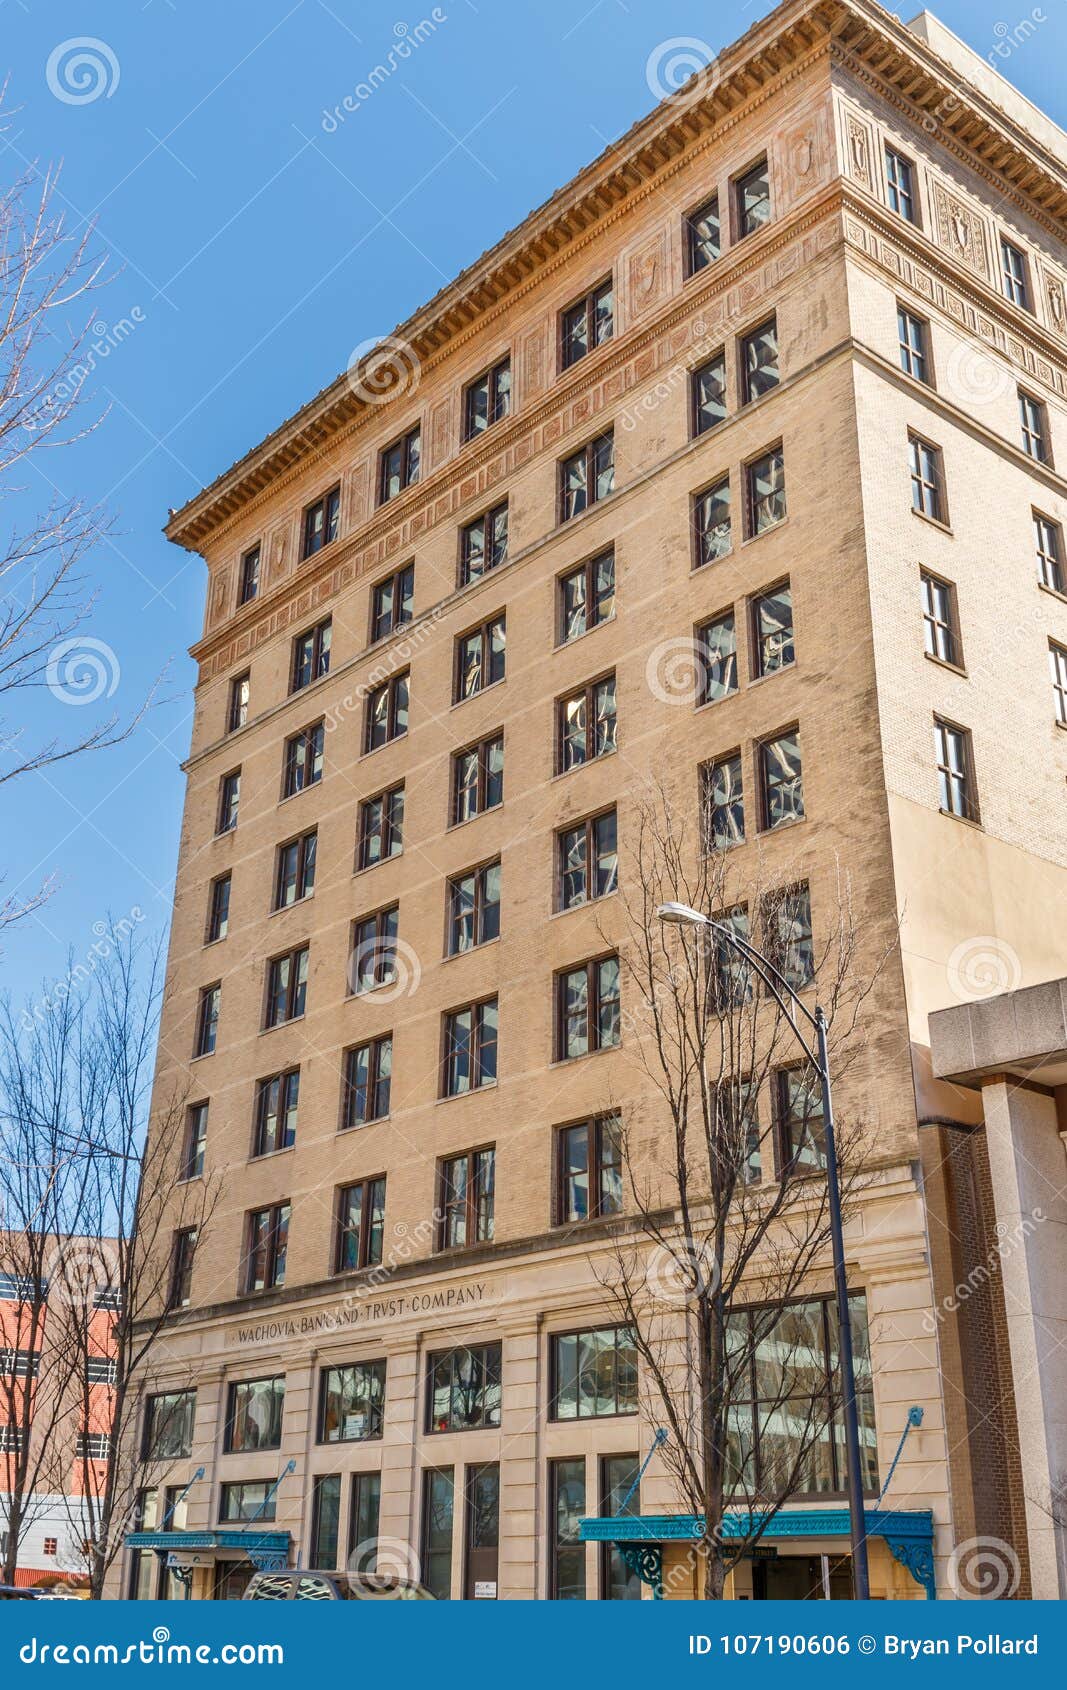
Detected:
[166,0,1067,555]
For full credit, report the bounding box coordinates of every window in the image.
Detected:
[557,954,620,1060]
[225,1378,284,1453]
[86,1354,117,1385]
[311,1475,341,1569]
[274,829,317,908]
[0,1427,24,1455]
[371,563,414,642]
[335,1178,386,1272]
[427,1344,501,1432]
[182,1102,208,1180]
[693,476,731,566]
[238,545,261,605]
[0,1348,40,1379]
[726,1295,877,1497]
[169,1229,196,1309]
[750,581,794,677]
[244,1203,290,1293]
[227,672,250,733]
[709,906,754,1012]
[734,158,770,239]
[745,447,786,535]
[885,146,916,222]
[696,611,738,705]
[455,614,506,701]
[1019,390,1050,463]
[349,905,399,994]
[777,1067,825,1172]
[559,549,614,643]
[220,1480,277,1524]
[379,426,420,502]
[557,1114,622,1224]
[458,511,509,598]
[685,195,720,276]
[282,721,324,797]
[601,1456,641,1600]
[558,809,617,911]
[303,486,341,559]
[1035,511,1065,592]
[319,1361,386,1442]
[265,946,308,1027]
[43,1536,58,1557]
[718,1078,762,1185]
[206,873,230,942]
[1051,641,1067,725]
[358,785,404,869]
[443,998,498,1096]
[560,432,614,521]
[217,770,240,834]
[701,753,744,851]
[909,433,945,522]
[759,729,804,830]
[1000,235,1030,309]
[463,357,511,439]
[921,571,962,667]
[558,674,616,772]
[551,1327,636,1419]
[438,1148,495,1249]
[194,984,220,1057]
[253,1069,300,1157]
[452,732,503,824]
[421,1469,455,1600]
[763,882,814,993]
[143,1391,196,1461]
[897,306,930,383]
[549,1459,586,1599]
[935,717,979,821]
[447,861,501,954]
[342,1035,392,1129]
[291,618,332,693]
[349,1473,382,1570]
[561,279,613,369]
[74,1429,108,1462]
[364,670,409,751]
[740,317,779,403]
[691,350,726,436]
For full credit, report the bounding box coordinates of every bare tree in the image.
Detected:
[1,933,218,1597]
[0,99,150,929]
[596,783,888,1599]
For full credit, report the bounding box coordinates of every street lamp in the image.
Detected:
[656,900,871,1602]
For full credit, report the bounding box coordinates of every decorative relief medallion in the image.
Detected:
[844,113,874,191]
[430,397,454,469]
[782,111,830,203]
[521,322,547,398]
[931,183,989,279]
[267,525,288,585]
[626,231,668,320]
[1043,269,1066,336]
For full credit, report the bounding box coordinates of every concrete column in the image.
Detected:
[375,1342,420,1581]
[981,1080,1067,1598]
[497,1329,539,1599]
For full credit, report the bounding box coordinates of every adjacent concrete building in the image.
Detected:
[119,0,1067,1600]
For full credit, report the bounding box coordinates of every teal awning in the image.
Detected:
[125,1529,289,1558]
[579,1508,935,1599]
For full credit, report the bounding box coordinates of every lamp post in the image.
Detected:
[656,901,871,1602]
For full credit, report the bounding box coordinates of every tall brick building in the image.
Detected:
[118,1,1067,1600]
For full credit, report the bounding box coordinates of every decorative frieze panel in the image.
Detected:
[929,181,990,281]
[843,111,875,193]
[1041,268,1067,340]
[781,107,833,205]
[624,230,669,323]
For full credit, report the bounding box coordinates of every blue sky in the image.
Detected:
[2,0,1065,1001]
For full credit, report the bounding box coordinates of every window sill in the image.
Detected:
[353,851,403,878]
[269,892,314,918]
[360,731,408,761]
[910,506,953,537]
[202,934,228,949]
[259,1014,306,1036]
[450,677,507,713]
[938,806,983,830]
[338,1115,389,1133]
[446,802,504,833]
[554,612,615,652]
[442,934,502,965]
[436,1081,498,1106]
[1038,580,1067,607]
[248,1145,296,1165]
[552,747,618,783]
[550,888,619,921]
[756,814,807,838]
[740,514,789,548]
[550,1043,621,1071]
[277,781,322,809]
[923,650,967,678]
[189,1050,215,1064]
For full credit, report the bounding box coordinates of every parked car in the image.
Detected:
[243,1570,433,1601]
[0,1585,38,1600]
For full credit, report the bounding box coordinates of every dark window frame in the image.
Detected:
[559,431,615,523]
[548,1324,637,1422]
[281,720,325,799]
[748,577,795,679]
[739,314,779,406]
[363,670,409,753]
[168,1231,197,1310]
[252,1067,300,1159]
[302,486,341,560]
[1000,234,1031,310]
[317,1359,387,1444]
[557,548,615,645]
[378,426,421,504]
[733,156,771,241]
[441,996,498,1098]
[920,569,963,669]
[274,828,317,910]
[560,278,613,371]
[897,304,931,384]
[454,613,506,703]
[555,1112,623,1226]
[447,858,501,956]
[436,1146,495,1251]
[334,1176,387,1274]
[700,750,745,853]
[556,672,617,774]
[243,1202,290,1295]
[934,714,980,823]
[181,1102,209,1182]
[216,769,241,835]
[462,356,512,441]
[290,617,332,694]
[684,194,720,277]
[341,1035,392,1130]
[459,500,509,587]
[357,784,405,871]
[690,347,727,438]
[692,473,732,568]
[451,731,504,826]
[909,431,947,525]
[263,944,309,1028]
[238,544,261,606]
[425,1342,502,1434]
[1019,388,1051,464]
[227,672,250,734]
[556,806,618,912]
[884,145,917,223]
[370,562,415,644]
[348,904,400,996]
[757,725,805,832]
[206,873,231,943]
[555,952,621,1062]
[695,607,739,707]
[744,443,787,538]
[194,984,220,1058]
[224,1377,285,1455]
[1034,510,1066,593]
